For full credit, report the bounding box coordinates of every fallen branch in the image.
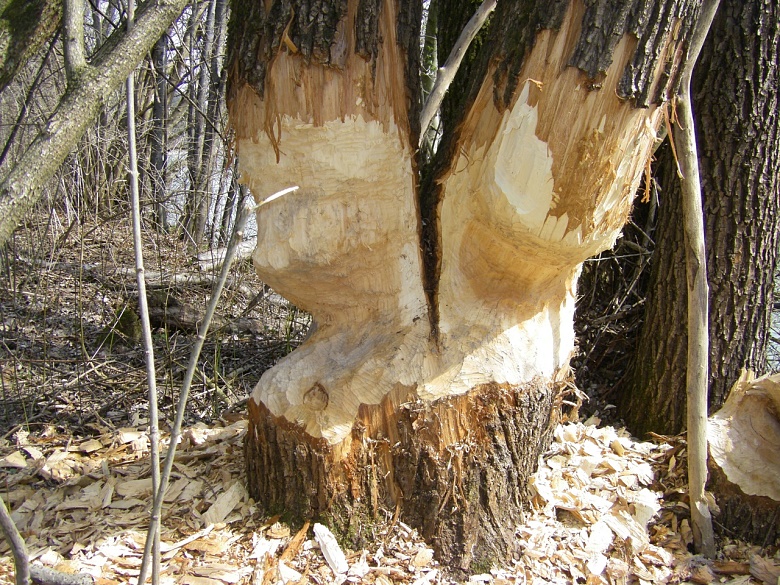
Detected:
[196,238,256,272]
[0,493,29,585]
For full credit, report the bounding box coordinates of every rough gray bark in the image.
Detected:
[0,0,189,247]
[0,0,62,94]
[62,0,86,81]
[227,0,349,99]
[619,0,780,436]
[246,381,560,575]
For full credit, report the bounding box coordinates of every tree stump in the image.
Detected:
[246,379,564,572]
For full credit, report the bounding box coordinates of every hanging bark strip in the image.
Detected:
[673,0,720,557]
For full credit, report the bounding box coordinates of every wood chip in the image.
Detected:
[202,482,246,525]
[412,548,434,568]
[0,450,27,468]
[750,555,780,585]
[114,478,152,498]
[313,522,349,575]
[280,521,309,562]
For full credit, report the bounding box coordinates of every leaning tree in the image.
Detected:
[226,0,703,571]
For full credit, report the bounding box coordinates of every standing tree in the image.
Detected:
[618,0,780,436]
[227,0,703,570]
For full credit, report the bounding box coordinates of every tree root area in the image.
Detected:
[709,462,780,547]
[245,379,563,575]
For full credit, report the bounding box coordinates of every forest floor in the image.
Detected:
[0,212,778,585]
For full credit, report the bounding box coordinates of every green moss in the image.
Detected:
[98,305,142,348]
[319,502,377,552]
[469,556,494,575]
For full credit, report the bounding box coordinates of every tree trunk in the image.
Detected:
[0,0,62,94]
[0,0,189,246]
[228,0,701,571]
[618,0,780,436]
[150,33,169,229]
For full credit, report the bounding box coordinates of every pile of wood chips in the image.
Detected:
[0,415,778,585]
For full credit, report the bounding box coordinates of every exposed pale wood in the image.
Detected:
[230,0,699,568]
[432,2,668,401]
[708,372,780,545]
[233,0,677,444]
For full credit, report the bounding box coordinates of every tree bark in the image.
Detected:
[0,0,190,247]
[150,33,169,229]
[228,0,701,571]
[0,0,62,94]
[619,0,780,436]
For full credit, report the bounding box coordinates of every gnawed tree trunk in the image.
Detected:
[619,0,780,436]
[708,372,780,545]
[227,0,700,571]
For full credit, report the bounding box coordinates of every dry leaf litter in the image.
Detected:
[0,415,778,585]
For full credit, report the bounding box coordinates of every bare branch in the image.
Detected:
[675,0,721,558]
[0,493,30,585]
[63,0,87,80]
[0,0,189,247]
[135,197,256,585]
[1,494,93,585]
[418,0,496,147]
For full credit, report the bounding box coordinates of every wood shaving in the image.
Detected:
[1,418,777,584]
